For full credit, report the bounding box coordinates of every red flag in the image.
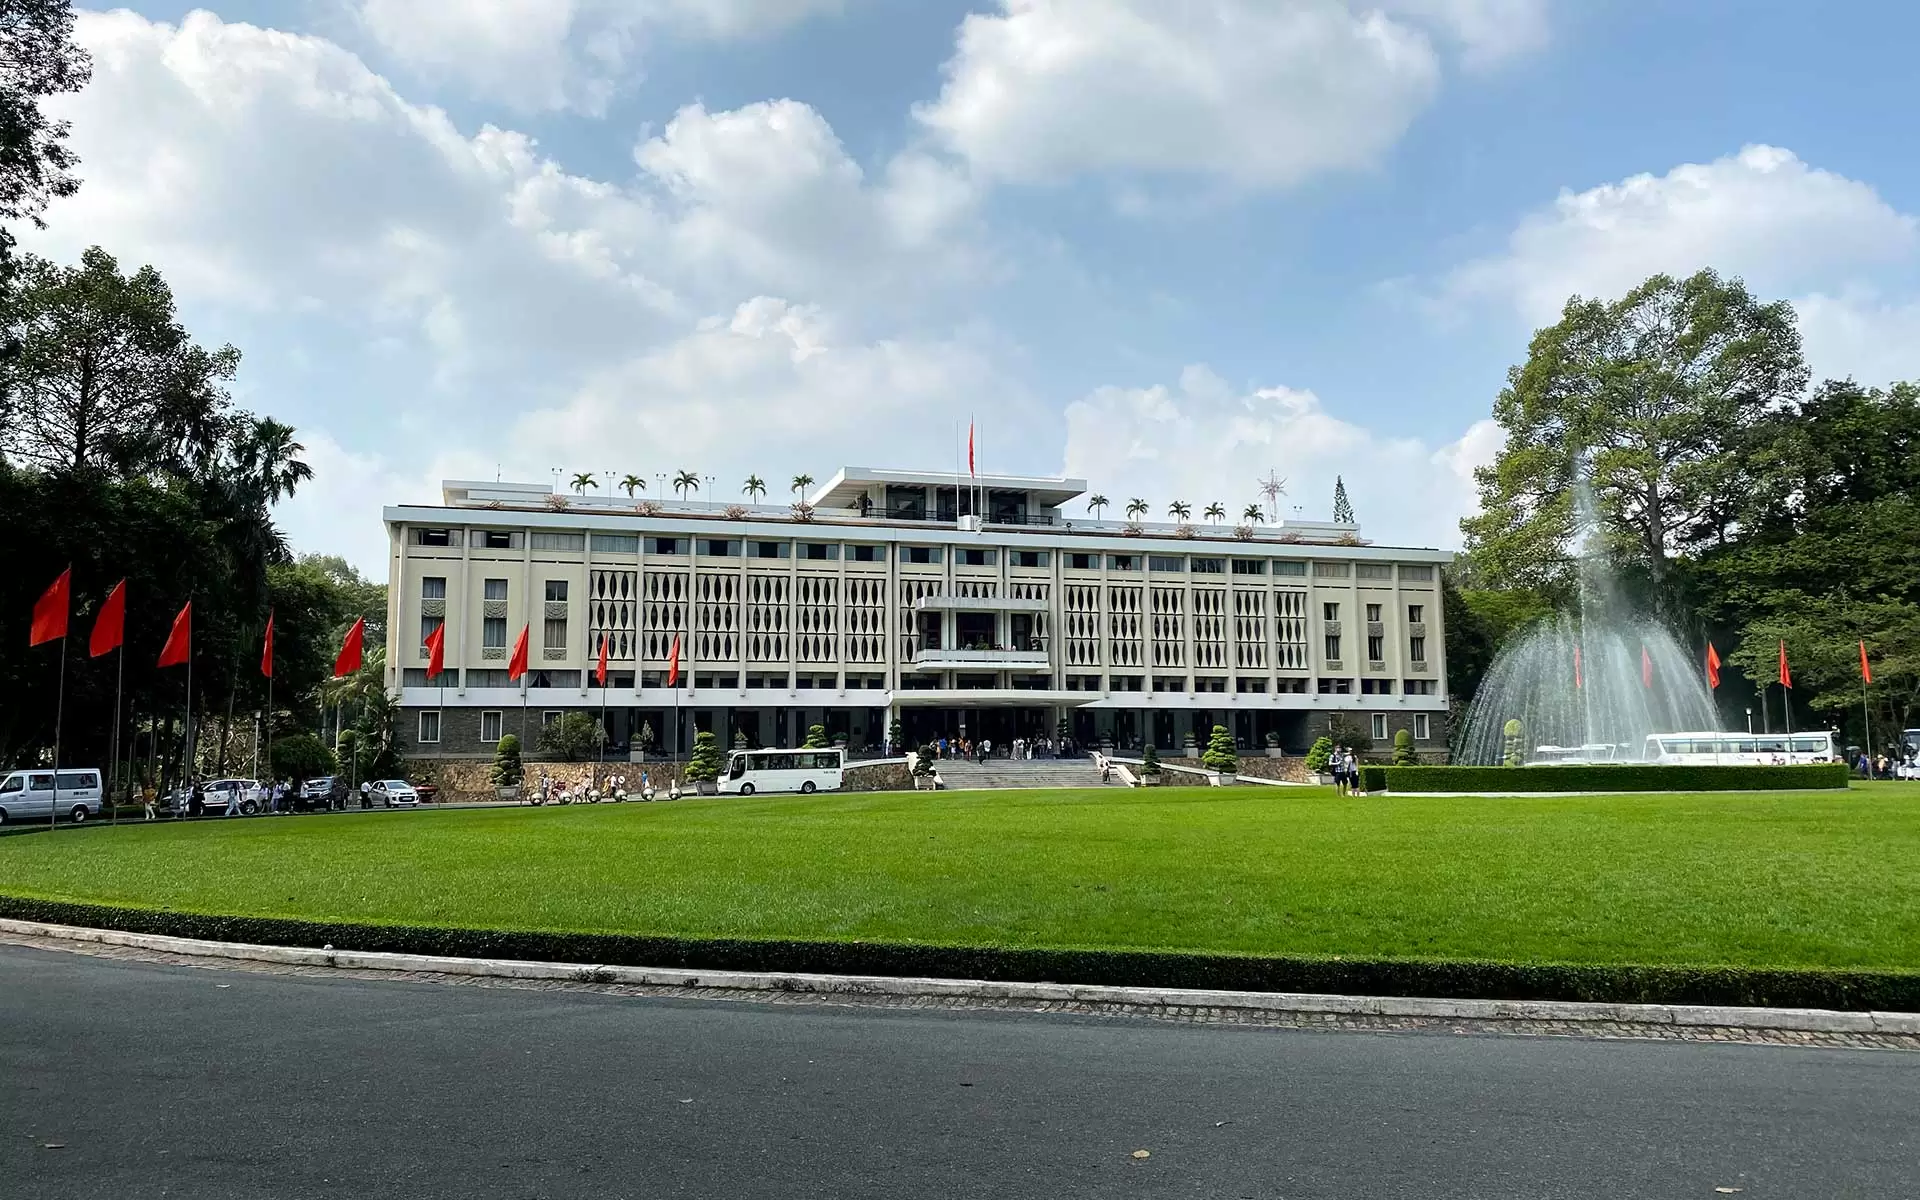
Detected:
[157,602,192,668]
[1861,640,1873,685]
[508,624,529,682]
[1641,645,1652,689]
[595,633,608,686]
[1706,642,1721,690]
[967,421,975,476]
[261,611,275,679]
[424,622,446,680]
[30,568,70,646]
[1778,640,1792,689]
[667,633,682,687]
[1573,644,1583,690]
[89,579,126,658]
[333,617,366,678]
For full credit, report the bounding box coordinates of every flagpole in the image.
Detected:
[49,635,67,831]
[1862,668,1875,780]
[110,642,124,825]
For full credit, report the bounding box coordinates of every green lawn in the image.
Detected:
[3,785,1919,971]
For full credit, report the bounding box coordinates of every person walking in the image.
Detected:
[222,783,243,818]
[359,779,372,809]
[141,781,158,821]
[188,781,205,818]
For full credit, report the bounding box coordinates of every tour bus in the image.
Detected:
[718,747,846,795]
[1641,731,1836,765]
[1530,743,1628,765]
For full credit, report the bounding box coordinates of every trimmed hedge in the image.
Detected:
[1360,764,1851,794]
[2,893,1914,1013]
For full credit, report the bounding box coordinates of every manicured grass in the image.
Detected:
[2,786,1918,972]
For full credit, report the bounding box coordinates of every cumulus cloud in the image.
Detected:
[915,0,1443,188]
[1377,0,1551,64]
[351,0,844,113]
[1061,366,1496,549]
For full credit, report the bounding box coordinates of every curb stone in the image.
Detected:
[5,917,1916,1036]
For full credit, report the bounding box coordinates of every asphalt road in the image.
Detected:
[2,945,1914,1199]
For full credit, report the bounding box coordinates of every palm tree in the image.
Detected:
[620,474,645,498]
[791,473,814,498]
[1125,498,1148,521]
[743,475,767,503]
[1087,494,1109,520]
[1168,500,1191,521]
[1204,502,1226,525]
[570,472,595,495]
[672,470,700,502]
[1243,503,1264,524]
[232,418,314,505]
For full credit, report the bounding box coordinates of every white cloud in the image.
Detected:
[1377,0,1550,64]
[1061,366,1493,549]
[1796,291,1920,387]
[351,0,844,114]
[915,0,1443,188]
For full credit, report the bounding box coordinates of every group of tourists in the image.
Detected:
[922,735,1078,762]
[530,770,660,804]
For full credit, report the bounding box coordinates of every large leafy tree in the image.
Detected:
[1462,269,1807,593]
[0,1,91,256]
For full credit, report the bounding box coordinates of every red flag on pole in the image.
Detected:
[595,633,608,687]
[1573,644,1583,690]
[967,421,975,476]
[261,611,275,678]
[1860,640,1873,684]
[30,568,70,646]
[667,633,682,687]
[89,579,126,658]
[508,624,529,682]
[1778,640,1793,689]
[424,622,446,680]
[333,617,366,678]
[1641,645,1652,689]
[157,602,192,668]
[1705,642,1721,690]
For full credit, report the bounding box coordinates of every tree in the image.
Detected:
[1305,736,1334,775]
[1204,502,1226,525]
[1201,724,1238,773]
[685,729,724,783]
[299,553,388,649]
[743,474,766,503]
[1332,476,1354,525]
[1392,728,1417,766]
[620,473,644,498]
[269,732,334,782]
[913,744,938,777]
[802,723,828,749]
[537,711,604,761]
[1168,500,1191,521]
[791,473,814,498]
[491,733,524,788]
[570,472,595,495]
[673,470,699,502]
[1125,498,1148,521]
[0,1,90,261]
[1328,714,1372,753]
[888,717,904,754]
[1242,504,1263,524]
[1086,494,1108,520]
[1140,742,1162,776]
[1462,269,1807,592]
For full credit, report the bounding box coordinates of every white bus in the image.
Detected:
[1641,731,1836,765]
[718,747,846,795]
[1530,743,1629,765]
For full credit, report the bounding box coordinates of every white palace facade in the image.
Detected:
[384,467,1451,759]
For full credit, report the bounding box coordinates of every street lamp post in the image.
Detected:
[1745,707,1753,734]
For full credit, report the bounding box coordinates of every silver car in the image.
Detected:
[0,769,104,825]
[372,780,419,808]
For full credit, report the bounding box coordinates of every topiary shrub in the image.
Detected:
[803,723,829,749]
[912,745,938,777]
[1393,728,1417,766]
[685,730,724,783]
[1305,736,1334,775]
[889,719,905,754]
[491,735,524,788]
[1201,724,1238,773]
[1141,743,1162,775]
[1503,718,1525,767]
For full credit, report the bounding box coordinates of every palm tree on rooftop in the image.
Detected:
[791,473,814,499]
[1204,502,1226,525]
[1168,500,1191,522]
[1125,498,1148,521]
[1243,503,1264,525]
[570,472,595,495]
[743,475,767,503]
[1087,494,1109,520]
[673,470,700,502]
[620,473,644,498]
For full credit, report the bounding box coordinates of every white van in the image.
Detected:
[0,769,105,825]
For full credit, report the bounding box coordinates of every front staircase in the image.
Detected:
[928,756,1123,790]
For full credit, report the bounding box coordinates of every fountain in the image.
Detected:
[1456,477,1720,765]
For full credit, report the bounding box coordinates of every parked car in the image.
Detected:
[0,768,104,825]
[414,782,439,804]
[299,775,343,810]
[201,779,264,816]
[372,780,419,808]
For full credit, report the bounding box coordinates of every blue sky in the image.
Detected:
[29,2,1920,574]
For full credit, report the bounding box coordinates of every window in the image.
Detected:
[702,539,740,557]
[848,544,886,562]
[1409,636,1427,663]
[1322,602,1339,622]
[483,578,508,601]
[1193,676,1227,693]
[1325,633,1342,661]
[1190,558,1224,574]
[1148,555,1185,573]
[1066,553,1099,570]
[591,533,639,553]
[480,711,503,743]
[544,580,569,602]
[1010,550,1048,568]
[647,537,685,555]
[1272,561,1307,577]
[1370,714,1388,742]
[413,528,453,547]
[745,672,789,689]
[1274,678,1308,694]
[420,614,443,647]
[1314,562,1350,579]
[1356,563,1393,580]
[529,532,585,552]
[1414,713,1431,741]
[1152,675,1186,693]
[1367,635,1386,662]
[422,577,447,600]
[1366,603,1382,622]
[1236,677,1268,693]
[956,547,995,566]
[1231,559,1266,576]
[1107,554,1140,571]
[1066,675,1103,691]
[417,712,441,744]
[902,546,942,565]
[1404,679,1437,696]
[479,530,515,550]
[483,617,507,651]
[1408,604,1425,624]
[751,540,790,559]
[543,711,562,728]
[466,669,514,688]
[1109,674,1144,692]
[694,672,740,688]
[544,610,567,651]
[1400,564,1435,582]
[798,542,838,561]
[1317,678,1352,695]
[1361,678,1394,695]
